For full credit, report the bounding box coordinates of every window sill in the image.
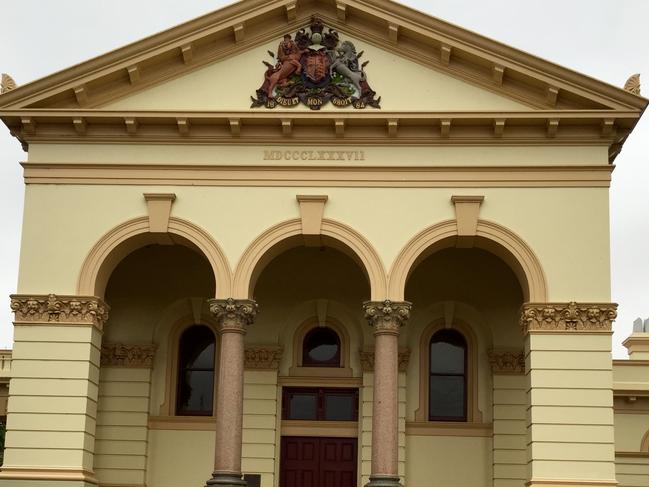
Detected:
[149,415,216,431]
[405,421,492,437]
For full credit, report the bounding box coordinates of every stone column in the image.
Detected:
[363,300,411,487]
[205,298,258,487]
[0,294,109,487]
[521,302,618,487]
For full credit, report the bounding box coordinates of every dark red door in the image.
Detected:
[280,436,357,487]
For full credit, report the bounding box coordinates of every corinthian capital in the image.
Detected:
[520,302,617,334]
[10,294,110,330]
[208,298,258,333]
[363,300,411,335]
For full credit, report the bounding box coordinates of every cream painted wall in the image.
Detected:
[26,143,609,167]
[17,183,611,302]
[101,35,529,112]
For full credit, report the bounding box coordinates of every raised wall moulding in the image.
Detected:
[101,342,157,368]
[359,348,410,372]
[244,346,283,370]
[520,302,617,334]
[10,294,110,329]
[488,350,525,374]
[363,300,412,335]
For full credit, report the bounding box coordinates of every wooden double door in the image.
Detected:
[280,436,358,487]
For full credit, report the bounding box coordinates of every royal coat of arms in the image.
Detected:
[251,17,381,110]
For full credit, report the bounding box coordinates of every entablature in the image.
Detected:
[2,109,638,162]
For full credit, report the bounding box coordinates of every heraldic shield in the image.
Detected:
[251,16,381,110]
[302,49,331,87]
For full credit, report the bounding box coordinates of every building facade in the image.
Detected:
[0,1,648,487]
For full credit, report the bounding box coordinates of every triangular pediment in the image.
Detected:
[0,0,645,112]
[101,33,529,112]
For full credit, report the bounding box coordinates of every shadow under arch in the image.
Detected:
[233,218,387,300]
[388,219,548,302]
[77,216,233,298]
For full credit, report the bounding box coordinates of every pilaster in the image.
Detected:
[0,294,109,487]
[521,302,618,487]
[489,350,527,487]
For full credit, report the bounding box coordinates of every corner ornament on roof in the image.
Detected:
[251,17,381,110]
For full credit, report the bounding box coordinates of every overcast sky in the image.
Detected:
[1,1,648,356]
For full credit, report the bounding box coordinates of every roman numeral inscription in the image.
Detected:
[263,150,366,161]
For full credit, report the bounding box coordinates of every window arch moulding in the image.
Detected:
[289,318,353,378]
[158,316,220,419]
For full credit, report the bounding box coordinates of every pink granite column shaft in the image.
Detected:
[206,298,258,487]
[363,300,411,487]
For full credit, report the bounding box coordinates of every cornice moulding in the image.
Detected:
[1,110,636,161]
[20,164,614,189]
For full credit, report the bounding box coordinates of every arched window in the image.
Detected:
[302,327,341,367]
[429,329,467,421]
[176,325,216,416]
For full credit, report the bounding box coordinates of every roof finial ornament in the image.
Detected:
[1,73,17,94]
[624,73,641,95]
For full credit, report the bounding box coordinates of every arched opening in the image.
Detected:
[77,216,232,298]
[249,243,370,487]
[232,219,386,300]
[404,246,525,486]
[388,220,547,302]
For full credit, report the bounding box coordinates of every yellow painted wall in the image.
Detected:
[17,183,611,304]
[406,435,492,487]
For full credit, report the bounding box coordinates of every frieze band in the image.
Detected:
[244,346,283,370]
[520,302,617,334]
[10,294,110,329]
[208,298,259,333]
[488,350,525,374]
[101,342,157,368]
[359,349,411,372]
[363,300,411,334]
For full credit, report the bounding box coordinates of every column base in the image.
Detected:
[205,473,247,487]
[364,475,403,487]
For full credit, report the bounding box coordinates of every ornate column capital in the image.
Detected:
[363,300,411,336]
[10,294,110,330]
[208,298,258,334]
[520,302,617,335]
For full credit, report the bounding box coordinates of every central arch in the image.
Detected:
[388,219,548,302]
[232,218,387,300]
